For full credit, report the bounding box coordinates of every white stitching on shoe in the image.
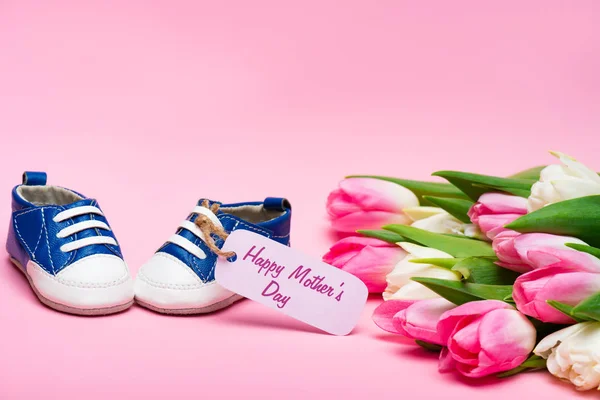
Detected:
[30,260,130,289]
[31,223,44,257]
[40,209,55,274]
[14,206,67,265]
[13,215,36,260]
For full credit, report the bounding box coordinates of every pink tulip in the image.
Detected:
[493,232,600,274]
[372,298,455,345]
[468,193,527,240]
[437,300,536,378]
[323,236,406,293]
[492,231,531,273]
[513,266,600,324]
[326,178,419,232]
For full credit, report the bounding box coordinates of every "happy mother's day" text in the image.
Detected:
[243,246,345,309]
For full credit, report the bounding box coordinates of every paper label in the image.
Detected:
[215,230,369,335]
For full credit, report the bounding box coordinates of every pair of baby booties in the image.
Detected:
[7,172,292,315]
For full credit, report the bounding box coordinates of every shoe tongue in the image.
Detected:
[63,198,98,209]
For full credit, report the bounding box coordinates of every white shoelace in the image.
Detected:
[166,206,225,260]
[53,206,117,252]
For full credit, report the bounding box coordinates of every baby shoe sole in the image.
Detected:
[135,294,244,315]
[10,257,133,316]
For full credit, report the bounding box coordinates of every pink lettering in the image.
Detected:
[261,280,290,309]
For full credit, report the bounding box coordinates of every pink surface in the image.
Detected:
[0,1,599,398]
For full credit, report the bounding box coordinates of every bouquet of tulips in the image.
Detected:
[323,151,600,392]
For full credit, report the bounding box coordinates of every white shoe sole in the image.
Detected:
[10,257,133,316]
[135,294,244,315]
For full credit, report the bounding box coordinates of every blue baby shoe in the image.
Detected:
[134,198,291,314]
[6,172,134,315]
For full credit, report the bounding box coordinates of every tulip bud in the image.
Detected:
[437,300,537,378]
[326,178,419,233]
[534,322,600,391]
[513,266,600,324]
[468,193,527,240]
[528,152,600,212]
[323,236,406,293]
[406,206,482,238]
[372,298,455,345]
[383,243,461,301]
[492,232,600,274]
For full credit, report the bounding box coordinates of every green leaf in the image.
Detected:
[509,166,546,180]
[521,355,547,369]
[546,300,581,322]
[497,355,546,378]
[565,243,600,260]
[383,225,496,257]
[432,170,534,200]
[410,277,513,305]
[415,340,443,352]
[409,258,461,269]
[475,184,532,198]
[451,257,519,285]
[347,175,470,205]
[442,233,484,241]
[504,294,515,304]
[357,230,409,244]
[497,366,529,378]
[506,195,600,247]
[571,293,600,322]
[422,196,474,223]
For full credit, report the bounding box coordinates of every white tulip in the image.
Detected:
[403,206,446,221]
[383,242,461,301]
[534,322,600,391]
[404,206,484,239]
[528,151,600,212]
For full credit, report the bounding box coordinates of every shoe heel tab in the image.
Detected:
[264,197,291,211]
[22,171,47,186]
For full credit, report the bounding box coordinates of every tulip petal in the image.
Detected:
[398,298,455,345]
[513,266,600,324]
[385,261,461,300]
[332,211,412,233]
[325,236,399,255]
[513,233,600,272]
[477,214,523,237]
[326,189,361,217]
[458,309,535,377]
[342,246,404,292]
[448,318,481,365]
[438,347,457,373]
[437,300,512,343]
[476,193,528,214]
[411,213,465,235]
[339,178,419,213]
[372,299,416,333]
[492,231,533,272]
[552,179,600,201]
[397,242,453,259]
[534,322,593,358]
[322,250,358,268]
[385,281,441,301]
[403,206,445,221]
[550,151,600,184]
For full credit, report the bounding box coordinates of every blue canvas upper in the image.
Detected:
[6,172,123,275]
[157,198,292,283]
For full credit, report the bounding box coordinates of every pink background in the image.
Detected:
[1,1,599,398]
